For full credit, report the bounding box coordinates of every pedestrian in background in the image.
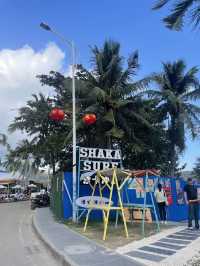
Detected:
[154,183,167,224]
[184,178,199,230]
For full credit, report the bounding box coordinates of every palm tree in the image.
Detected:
[153,0,200,30]
[1,140,40,178]
[0,133,41,177]
[0,133,10,150]
[146,60,200,175]
[76,40,151,148]
[8,93,72,174]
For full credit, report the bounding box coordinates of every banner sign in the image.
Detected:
[176,179,185,205]
[79,147,122,172]
[128,177,157,198]
[159,177,173,205]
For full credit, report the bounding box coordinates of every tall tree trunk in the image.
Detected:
[106,136,112,149]
[51,153,56,175]
[169,116,176,177]
[170,144,176,177]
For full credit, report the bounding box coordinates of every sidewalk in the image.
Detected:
[33,208,144,266]
[33,208,200,266]
[117,225,200,266]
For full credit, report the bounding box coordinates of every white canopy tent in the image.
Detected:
[28,184,37,188]
[12,185,22,189]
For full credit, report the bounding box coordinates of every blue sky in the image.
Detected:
[0,0,200,170]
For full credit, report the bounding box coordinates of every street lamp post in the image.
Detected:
[40,22,77,222]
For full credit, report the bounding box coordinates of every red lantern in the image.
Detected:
[82,113,96,125]
[57,109,65,121]
[49,108,65,121]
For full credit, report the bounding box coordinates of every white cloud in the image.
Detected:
[0,43,65,150]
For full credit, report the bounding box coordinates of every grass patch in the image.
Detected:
[64,219,175,249]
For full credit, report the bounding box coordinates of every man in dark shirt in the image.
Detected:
[184,178,199,230]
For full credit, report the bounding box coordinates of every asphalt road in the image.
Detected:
[0,201,59,266]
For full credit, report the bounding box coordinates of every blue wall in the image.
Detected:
[63,172,118,220]
[62,172,196,222]
[166,178,187,221]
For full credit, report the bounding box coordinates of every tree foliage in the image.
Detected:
[76,41,153,147]
[153,0,200,30]
[6,92,72,174]
[193,157,200,179]
[145,60,200,175]
[2,41,200,176]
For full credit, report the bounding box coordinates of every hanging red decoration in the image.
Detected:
[49,108,65,121]
[82,113,97,125]
[57,109,65,120]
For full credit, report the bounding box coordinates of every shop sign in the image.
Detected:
[79,147,122,172]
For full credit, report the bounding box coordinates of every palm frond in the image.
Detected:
[149,73,165,87]
[138,89,163,99]
[152,0,171,10]
[0,134,8,147]
[105,127,124,139]
[0,134,11,151]
[162,89,179,107]
[182,105,200,138]
[191,5,200,28]
[184,103,200,121]
[128,111,154,129]
[182,87,200,101]
[127,50,139,76]
[76,64,98,85]
[163,0,195,30]
[131,77,152,92]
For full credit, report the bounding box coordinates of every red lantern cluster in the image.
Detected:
[82,113,97,125]
[49,108,65,121]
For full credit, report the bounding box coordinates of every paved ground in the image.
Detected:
[117,226,200,266]
[3,201,200,266]
[0,201,59,266]
[34,207,144,266]
[33,207,200,266]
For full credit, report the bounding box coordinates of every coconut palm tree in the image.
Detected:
[0,133,10,151]
[76,40,151,148]
[0,133,41,177]
[1,140,40,178]
[8,92,72,174]
[153,0,200,30]
[145,60,200,175]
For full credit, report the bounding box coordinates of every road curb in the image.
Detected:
[32,211,77,266]
[32,208,145,266]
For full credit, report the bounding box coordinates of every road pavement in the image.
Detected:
[0,201,59,266]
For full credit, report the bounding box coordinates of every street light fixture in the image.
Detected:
[40,22,77,222]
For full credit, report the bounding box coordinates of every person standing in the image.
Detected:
[154,183,167,224]
[184,178,199,230]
